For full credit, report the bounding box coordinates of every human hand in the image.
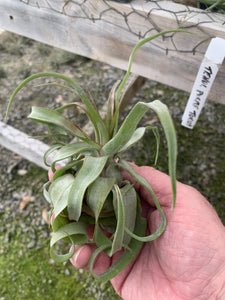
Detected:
[114,164,225,300]
[51,164,225,299]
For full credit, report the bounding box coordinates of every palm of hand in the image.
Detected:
[111,178,225,300]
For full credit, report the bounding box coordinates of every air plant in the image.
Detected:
[5,30,188,282]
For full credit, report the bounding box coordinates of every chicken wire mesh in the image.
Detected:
[18,0,224,56]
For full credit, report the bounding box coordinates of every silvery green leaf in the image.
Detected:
[105,80,120,132]
[110,185,125,255]
[43,181,51,204]
[118,125,160,165]
[89,200,146,282]
[50,221,88,248]
[52,142,99,164]
[118,160,167,242]
[49,173,74,219]
[118,127,145,153]
[29,106,89,140]
[51,160,82,181]
[52,213,69,234]
[86,177,115,221]
[50,221,88,263]
[44,144,62,167]
[115,184,137,245]
[68,156,108,221]
[93,223,112,253]
[102,100,177,207]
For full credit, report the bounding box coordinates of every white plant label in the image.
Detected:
[182,37,225,129]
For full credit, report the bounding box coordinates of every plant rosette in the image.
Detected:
[5,30,190,282]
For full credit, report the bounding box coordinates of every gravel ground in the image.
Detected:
[0,30,224,299]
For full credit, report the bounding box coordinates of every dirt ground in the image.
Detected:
[0,31,224,299]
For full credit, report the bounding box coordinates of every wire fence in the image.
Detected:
[19,0,224,56]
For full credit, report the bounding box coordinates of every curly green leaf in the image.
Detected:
[89,200,146,282]
[102,100,177,206]
[68,156,109,221]
[50,222,88,263]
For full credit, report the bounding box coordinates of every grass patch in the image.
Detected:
[0,224,120,300]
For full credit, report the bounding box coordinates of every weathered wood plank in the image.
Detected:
[0,0,224,103]
[0,121,49,169]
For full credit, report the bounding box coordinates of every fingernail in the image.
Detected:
[71,245,84,267]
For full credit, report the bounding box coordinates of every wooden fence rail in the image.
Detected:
[0,0,225,103]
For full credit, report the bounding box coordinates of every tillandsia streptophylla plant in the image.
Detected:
[5,30,190,282]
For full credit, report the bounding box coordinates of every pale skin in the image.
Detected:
[50,164,225,300]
